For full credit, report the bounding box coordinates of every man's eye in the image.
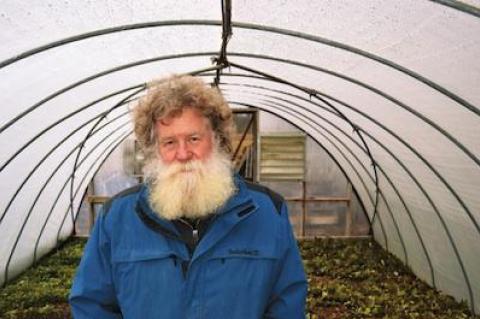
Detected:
[162,140,174,147]
[189,136,200,142]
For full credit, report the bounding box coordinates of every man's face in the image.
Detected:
[155,107,214,164]
[147,107,234,220]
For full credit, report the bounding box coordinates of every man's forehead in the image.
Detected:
[157,128,205,139]
[155,108,212,136]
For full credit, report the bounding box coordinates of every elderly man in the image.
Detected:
[69,75,307,318]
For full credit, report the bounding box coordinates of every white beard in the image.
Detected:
[143,148,236,220]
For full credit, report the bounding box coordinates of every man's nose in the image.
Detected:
[175,141,193,162]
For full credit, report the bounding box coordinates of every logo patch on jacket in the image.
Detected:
[228,249,259,256]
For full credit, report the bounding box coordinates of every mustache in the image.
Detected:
[162,160,203,177]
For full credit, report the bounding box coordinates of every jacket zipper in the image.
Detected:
[176,218,202,279]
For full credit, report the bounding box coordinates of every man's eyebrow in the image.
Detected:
[159,131,203,140]
[158,136,175,142]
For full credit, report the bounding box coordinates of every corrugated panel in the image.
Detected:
[259,133,306,181]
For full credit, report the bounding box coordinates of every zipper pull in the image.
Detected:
[192,229,199,245]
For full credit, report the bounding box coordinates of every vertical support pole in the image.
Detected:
[87,181,96,234]
[253,110,258,183]
[301,180,307,237]
[345,182,353,236]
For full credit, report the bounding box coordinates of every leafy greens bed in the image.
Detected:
[0,237,477,318]
[301,238,477,318]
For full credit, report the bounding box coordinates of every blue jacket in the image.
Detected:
[70,176,307,318]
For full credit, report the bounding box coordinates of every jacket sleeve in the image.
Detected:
[69,211,122,318]
[264,202,308,319]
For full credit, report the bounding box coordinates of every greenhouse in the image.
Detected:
[0,0,479,318]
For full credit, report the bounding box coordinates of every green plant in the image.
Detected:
[0,238,86,319]
[1,237,478,318]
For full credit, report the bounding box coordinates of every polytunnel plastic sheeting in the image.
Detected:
[0,0,479,314]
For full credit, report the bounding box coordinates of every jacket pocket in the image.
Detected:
[203,247,278,318]
[205,249,278,290]
[111,249,185,316]
[112,249,179,263]
[112,249,184,282]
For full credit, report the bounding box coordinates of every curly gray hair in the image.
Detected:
[133,75,234,158]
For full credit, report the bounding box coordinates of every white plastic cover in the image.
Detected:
[0,0,479,314]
